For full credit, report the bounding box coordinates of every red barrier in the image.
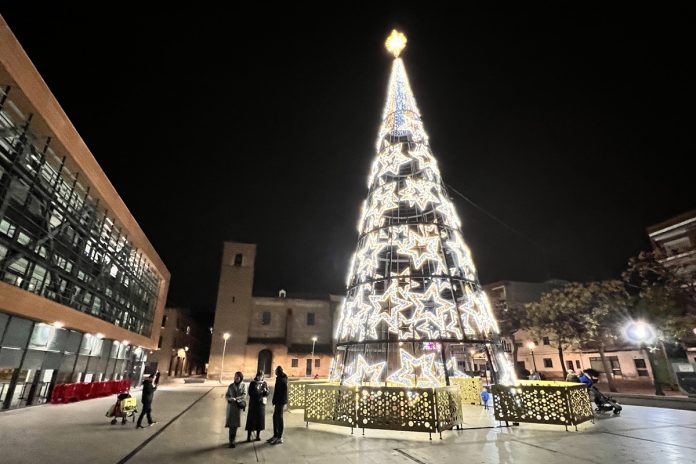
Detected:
[77,382,94,401]
[50,379,133,404]
[50,383,65,404]
[62,383,79,402]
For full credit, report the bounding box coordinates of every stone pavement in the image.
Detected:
[2,383,696,463]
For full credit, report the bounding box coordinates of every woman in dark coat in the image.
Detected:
[245,370,269,441]
[224,371,246,448]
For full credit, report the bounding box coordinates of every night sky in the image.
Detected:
[1,4,693,320]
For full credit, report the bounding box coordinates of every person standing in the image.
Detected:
[136,374,157,429]
[480,387,490,410]
[268,365,288,445]
[245,370,269,442]
[224,371,246,448]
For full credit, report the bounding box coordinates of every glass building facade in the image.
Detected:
[0,86,161,337]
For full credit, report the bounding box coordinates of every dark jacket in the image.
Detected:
[245,379,268,431]
[141,378,156,405]
[272,373,288,406]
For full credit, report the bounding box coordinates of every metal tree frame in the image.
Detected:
[331,34,514,395]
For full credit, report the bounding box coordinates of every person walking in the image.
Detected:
[136,374,157,429]
[245,370,269,442]
[268,365,288,445]
[224,371,247,448]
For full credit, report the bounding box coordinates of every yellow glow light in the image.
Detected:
[385,29,407,58]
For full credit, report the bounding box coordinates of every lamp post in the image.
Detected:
[220,332,230,384]
[626,320,664,396]
[311,336,318,377]
[527,341,538,373]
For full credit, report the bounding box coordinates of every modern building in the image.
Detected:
[208,242,342,381]
[0,16,169,409]
[485,280,656,383]
[145,307,209,381]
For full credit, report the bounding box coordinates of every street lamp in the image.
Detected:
[220,332,231,384]
[311,336,318,377]
[527,341,538,373]
[625,320,664,395]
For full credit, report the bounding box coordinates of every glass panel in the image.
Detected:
[21,350,45,370]
[64,331,82,353]
[42,351,63,370]
[0,313,8,344]
[2,318,32,348]
[0,348,23,368]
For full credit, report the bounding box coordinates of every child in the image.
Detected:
[480,387,490,410]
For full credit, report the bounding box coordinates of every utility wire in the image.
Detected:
[444,182,551,279]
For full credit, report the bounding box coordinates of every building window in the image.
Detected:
[543,358,553,368]
[315,359,320,368]
[542,337,550,345]
[234,253,243,266]
[291,358,298,368]
[590,356,622,377]
[515,341,523,348]
[634,358,649,376]
[158,336,163,348]
[566,360,573,370]
[262,311,271,325]
[161,315,167,328]
[575,360,581,369]
[232,296,236,303]
[307,312,315,326]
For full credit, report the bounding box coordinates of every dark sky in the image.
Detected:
[2,4,694,318]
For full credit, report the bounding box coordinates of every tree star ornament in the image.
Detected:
[385,29,407,58]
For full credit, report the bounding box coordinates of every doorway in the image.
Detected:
[258,350,272,376]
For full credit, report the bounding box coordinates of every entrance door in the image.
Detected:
[306,359,312,377]
[257,350,272,377]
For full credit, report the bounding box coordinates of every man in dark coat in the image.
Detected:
[268,365,288,445]
[136,374,157,428]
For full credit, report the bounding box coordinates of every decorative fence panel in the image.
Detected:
[434,386,463,432]
[356,386,437,432]
[304,384,356,428]
[450,377,482,405]
[492,380,592,428]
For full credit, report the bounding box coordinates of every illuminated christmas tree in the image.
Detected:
[331,30,515,388]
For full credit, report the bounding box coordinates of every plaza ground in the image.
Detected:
[2,382,696,463]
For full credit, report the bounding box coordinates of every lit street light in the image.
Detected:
[527,341,538,373]
[625,320,664,396]
[220,332,231,384]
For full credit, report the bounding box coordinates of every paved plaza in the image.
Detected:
[2,383,696,463]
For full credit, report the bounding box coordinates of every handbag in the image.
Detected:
[236,398,247,410]
[261,397,267,405]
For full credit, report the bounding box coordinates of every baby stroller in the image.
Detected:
[591,386,622,415]
[106,392,138,425]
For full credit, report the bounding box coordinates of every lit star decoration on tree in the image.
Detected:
[333,30,515,387]
[344,355,387,386]
[387,349,444,388]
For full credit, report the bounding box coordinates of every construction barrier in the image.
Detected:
[50,379,131,404]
